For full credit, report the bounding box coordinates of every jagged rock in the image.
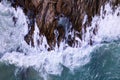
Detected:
[7,0,120,50]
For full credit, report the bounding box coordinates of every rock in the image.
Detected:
[31,0,41,8]
[7,0,120,50]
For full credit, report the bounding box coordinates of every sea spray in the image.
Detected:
[0,1,120,80]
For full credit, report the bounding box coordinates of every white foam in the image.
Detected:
[1,46,93,75]
[0,2,28,54]
[90,4,120,43]
[0,2,92,76]
[0,1,120,78]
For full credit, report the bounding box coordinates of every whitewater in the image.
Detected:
[0,1,120,80]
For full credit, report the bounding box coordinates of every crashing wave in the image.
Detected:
[0,0,120,79]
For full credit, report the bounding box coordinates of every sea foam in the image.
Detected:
[0,1,120,77]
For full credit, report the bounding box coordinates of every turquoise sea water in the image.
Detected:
[0,1,120,80]
[0,42,120,80]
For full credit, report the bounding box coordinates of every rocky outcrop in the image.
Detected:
[7,0,120,50]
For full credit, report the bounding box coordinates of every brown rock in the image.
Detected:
[9,0,120,50]
[31,0,41,8]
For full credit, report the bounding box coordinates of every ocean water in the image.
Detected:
[0,42,120,80]
[0,1,120,80]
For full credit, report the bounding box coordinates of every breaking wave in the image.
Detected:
[0,1,120,79]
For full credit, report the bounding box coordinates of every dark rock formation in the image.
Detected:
[5,0,120,50]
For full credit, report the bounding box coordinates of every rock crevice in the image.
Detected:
[6,0,120,50]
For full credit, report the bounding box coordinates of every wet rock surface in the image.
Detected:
[5,0,120,49]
